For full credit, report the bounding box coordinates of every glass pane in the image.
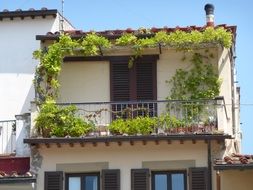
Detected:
[172,174,184,190]
[69,177,81,190]
[155,174,167,190]
[85,176,98,190]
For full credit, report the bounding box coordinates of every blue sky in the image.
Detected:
[1,0,252,153]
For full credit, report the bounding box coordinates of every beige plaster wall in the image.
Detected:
[36,141,208,190]
[58,61,110,103]
[220,170,253,190]
[217,47,233,135]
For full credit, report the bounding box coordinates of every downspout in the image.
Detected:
[208,140,212,190]
[216,171,221,190]
[204,5,215,189]
[230,44,236,135]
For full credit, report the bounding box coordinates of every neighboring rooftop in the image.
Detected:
[0,156,36,184]
[214,153,253,170]
[0,8,57,20]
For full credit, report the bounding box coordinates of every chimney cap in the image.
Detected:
[204,4,215,15]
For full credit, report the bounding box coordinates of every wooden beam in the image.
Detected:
[45,143,50,148]
[69,143,74,147]
[92,142,97,147]
[56,143,61,148]
[80,142,85,147]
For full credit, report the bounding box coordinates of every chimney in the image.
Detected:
[204,4,215,27]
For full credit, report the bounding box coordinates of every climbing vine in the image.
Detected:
[33,33,111,102]
[167,52,221,100]
[33,27,232,102]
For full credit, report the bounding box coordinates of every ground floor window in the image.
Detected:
[152,171,187,190]
[66,173,100,190]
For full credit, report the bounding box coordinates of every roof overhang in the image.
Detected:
[24,134,232,148]
[0,9,57,20]
[213,164,253,171]
[0,177,36,184]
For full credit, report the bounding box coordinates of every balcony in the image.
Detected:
[0,120,16,155]
[32,98,230,138]
[25,98,232,147]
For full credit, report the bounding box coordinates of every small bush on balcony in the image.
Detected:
[35,99,94,137]
[108,116,158,135]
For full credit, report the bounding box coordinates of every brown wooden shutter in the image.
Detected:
[44,171,63,190]
[189,167,208,190]
[110,55,158,102]
[102,169,120,190]
[136,61,156,100]
[110,58,130,101]
[131,169,150,190]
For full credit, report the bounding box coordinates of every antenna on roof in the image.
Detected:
[60,0,64,33]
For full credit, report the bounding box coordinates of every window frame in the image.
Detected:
[151,170,187,190]
[65,172,100,190]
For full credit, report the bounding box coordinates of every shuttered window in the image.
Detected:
[102,169,120,190]
[189,167,208,190]
[44,171,63,190]
[131,169,150,190]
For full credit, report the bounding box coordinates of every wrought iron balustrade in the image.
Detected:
[58,98,226,135]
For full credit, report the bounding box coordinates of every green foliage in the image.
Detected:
[115,27,232,66]
[108,117,157,135]
[81,33,111,55]
[35,99,94,137]
[115,33,137,45]
[168,53,220,100]
[158,113,186,129]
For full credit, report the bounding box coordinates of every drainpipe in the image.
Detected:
[204,4,215,27]
[216,171,221,190]
[207,140,212,190]
[205,4,215,190]
[230,45,236,136]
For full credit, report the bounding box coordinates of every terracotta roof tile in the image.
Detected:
[36,24,237,41]
[215,153,253,166]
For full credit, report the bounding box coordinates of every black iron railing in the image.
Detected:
[57,98,227,136]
